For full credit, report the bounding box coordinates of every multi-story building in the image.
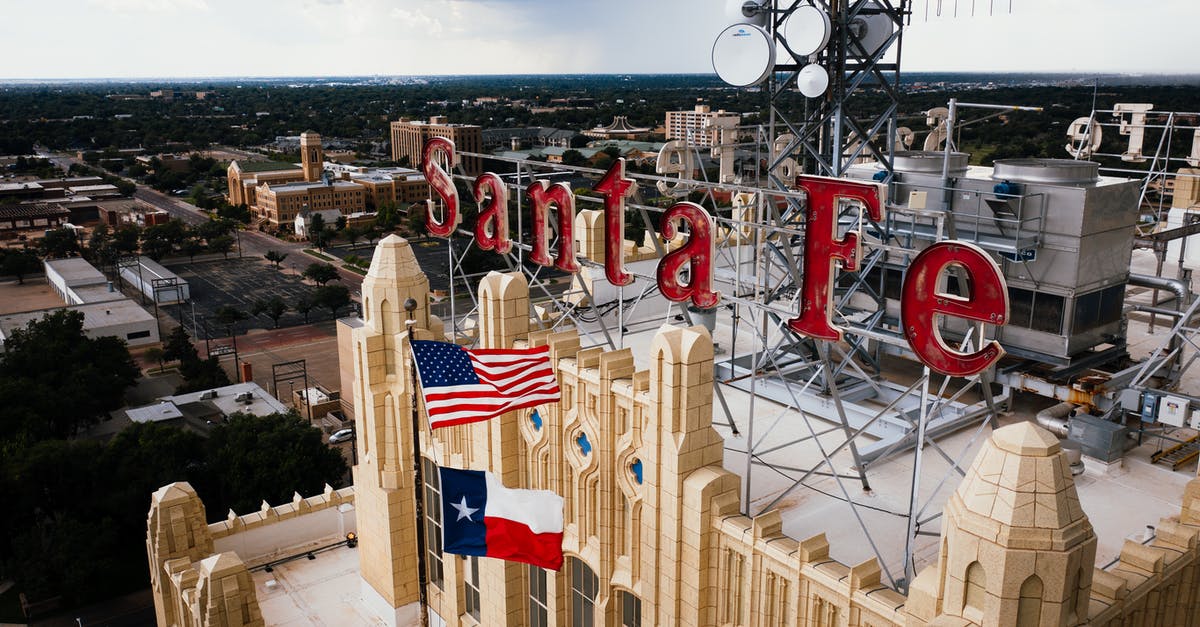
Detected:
[147,233,1200,627]
[390,116,483,177]
[228,133,430,227]
[665,105,741,147]
[254,179,367,226]
[225,160,305,207]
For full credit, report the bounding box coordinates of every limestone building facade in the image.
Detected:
[390,117,483,177]
[149,234,1200,626]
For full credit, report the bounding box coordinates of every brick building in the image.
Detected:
[390,116,483,177]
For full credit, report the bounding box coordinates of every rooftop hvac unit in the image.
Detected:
[199,390,218,400]
[234,391,255,403]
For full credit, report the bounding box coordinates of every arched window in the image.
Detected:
[620,590,642,627]
[1017,575,1043,625]
[964,561,987,620]
[570,557,599,627]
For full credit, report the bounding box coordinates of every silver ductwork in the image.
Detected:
[1035,401,1076,438]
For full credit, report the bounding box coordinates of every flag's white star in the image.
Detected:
[452,496,479,522]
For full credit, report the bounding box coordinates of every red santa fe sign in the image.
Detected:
[421,137,1009,378]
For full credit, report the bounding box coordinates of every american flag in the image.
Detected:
[411,340,561,429]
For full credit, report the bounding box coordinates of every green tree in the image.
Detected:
[335,215,347,232]
[39,227,80,258]
[0,310,139,440]
[202,411,348,515]
[208,234,234,259]
[176,355,231,394]
[375,203,400,232]
[295,294,315,323]
[1,250,41,284]
[251,296,288,328]
[112,224,141,254]
[313,284,352,318]
[143,346,166,373]
[162,325,196,364]
[214,305,248,336]
[307,212,326,240]
[561,149,588,166]
[343,225,364,250]
[302,262,339,286]
[140,229,173,261]
[264,249,288,268]
[180,237,204,262]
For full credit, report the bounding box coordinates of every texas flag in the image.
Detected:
[438,466,564,571]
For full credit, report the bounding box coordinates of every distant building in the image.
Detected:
[44,258,123,305]
[0,297,158,350]
[228,133,427,227]
[390,116,483,177]
[0,203,70,237]
[481,127,579,151]
[125,381,290,429]
[117,256,189,305]
[256,179,367,227]
[665,104,741,147]
[583,116,652,140]
[225,160,305,207]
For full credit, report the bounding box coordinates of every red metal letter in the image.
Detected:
[901,241,1008,377]
[787,176,885,341]
[593,158,635,286]
[473,172,511,254]
[422,136,458,238]
[657,202,719,309]
[527,181,580,273]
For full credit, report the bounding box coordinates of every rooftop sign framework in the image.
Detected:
[421,136,1009,377]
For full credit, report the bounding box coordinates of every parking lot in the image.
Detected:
[164,257,346,336]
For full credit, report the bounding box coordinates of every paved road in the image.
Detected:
[132,187,208,226]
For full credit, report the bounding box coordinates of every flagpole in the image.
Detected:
[404,297,431,627]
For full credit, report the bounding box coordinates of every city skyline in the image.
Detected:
[1,0,1196,79]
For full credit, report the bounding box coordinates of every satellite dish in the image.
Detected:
[848,1,895,58]
[712,24,776,87]
[782,4,831,58]
[797,64,829,98]
[724,0,769,27]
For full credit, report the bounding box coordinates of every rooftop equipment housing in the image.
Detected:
[849,153,1141,367]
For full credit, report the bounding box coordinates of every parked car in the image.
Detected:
[329,428,355,444]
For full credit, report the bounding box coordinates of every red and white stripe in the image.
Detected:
[422,345,560,429]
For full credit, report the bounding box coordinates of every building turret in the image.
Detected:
[300,131,323,182]
[906,422,1097,626]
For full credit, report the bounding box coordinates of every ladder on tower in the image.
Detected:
[1152,434,1200,471]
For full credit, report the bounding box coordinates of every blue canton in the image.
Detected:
[412,340,481,388]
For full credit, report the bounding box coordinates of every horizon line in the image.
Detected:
[2,71,1198,84]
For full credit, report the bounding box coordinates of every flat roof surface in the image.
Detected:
[0,299,154,337]
[271,181,363,192]
[45,257,106,287]
[252,545,388,626]
[236,160,302,173]
[71,284,126,304]
[127,401,184,424]
[164,381,290,418]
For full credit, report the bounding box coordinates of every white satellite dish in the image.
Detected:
[724,0,769,27]
[712,24,776,87]
[782,4,831,58]
[797,64,829,98]
[849,1,895,58]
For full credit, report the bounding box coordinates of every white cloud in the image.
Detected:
[390,7,445,35]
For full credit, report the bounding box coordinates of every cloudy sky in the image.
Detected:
[0,0,1195,78]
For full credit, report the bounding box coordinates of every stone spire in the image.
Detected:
[146,482,214,627]
[907,422,1096,625]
